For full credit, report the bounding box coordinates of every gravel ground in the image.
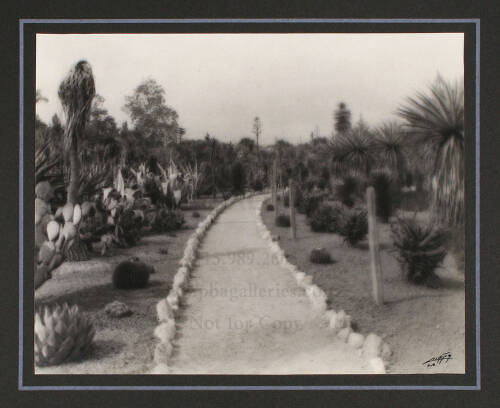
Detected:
[262,198,465,374]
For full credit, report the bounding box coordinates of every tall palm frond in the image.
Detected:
[398,75,464,226]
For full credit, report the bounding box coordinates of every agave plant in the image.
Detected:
[398,75,464,227]
[391,217,448,286]
[34,303,95,366]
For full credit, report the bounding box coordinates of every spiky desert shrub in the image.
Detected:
[275,214,291,227]
[114,208,143,247]
[34,303,95,366]
[112,260,152,289]
[391,217,448,286]
[152,209,185,233]
[309,202,344,233]
[309,248,334,264]
[335,176,358,207]
[340,208,368,246]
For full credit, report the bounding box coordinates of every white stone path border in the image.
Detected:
[254,195,392,374]
[151,192,258,374]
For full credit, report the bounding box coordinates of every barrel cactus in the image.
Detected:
[34,303,95,366]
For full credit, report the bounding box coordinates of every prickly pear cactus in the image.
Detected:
[34,303,95,366]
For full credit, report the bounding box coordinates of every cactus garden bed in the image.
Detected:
[261,199,465,373]
[34,209,213,374]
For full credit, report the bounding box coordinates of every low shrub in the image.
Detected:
[152,209,185,233]
[309,248,334,264]
[275,214,291,227]
[266,203,275,211]
[309,202,344,233]
[251,178,264,191]
[340,208,368,246]
[297,190,327,217]
[112,260,152,289]
[192,211,201,218]
[391,217,448,286]
[34,303,95,366]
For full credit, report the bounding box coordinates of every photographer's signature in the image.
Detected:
[422,352,452,368]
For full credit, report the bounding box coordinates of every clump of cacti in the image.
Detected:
[34,303,95,366]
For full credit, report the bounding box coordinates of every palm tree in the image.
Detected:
[58,60,96,204]
[397,75,464,226]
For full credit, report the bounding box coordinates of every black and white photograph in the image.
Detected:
[32,31,468,376]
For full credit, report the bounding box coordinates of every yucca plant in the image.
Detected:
[397,75,464,227]
[34,303,95,366]
[373,121,408,185]
[58,61,96,261]
[391,217,448,286]
[331,130,376,178]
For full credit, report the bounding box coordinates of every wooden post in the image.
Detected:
[367,186,384,305]
[271,158,276,207]
[289,180,297,239]
[273,158,279,219]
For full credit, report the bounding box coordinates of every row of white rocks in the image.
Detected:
[150,192,257,374]
[255,195,391,374]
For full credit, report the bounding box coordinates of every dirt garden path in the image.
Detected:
[169,196,371,374]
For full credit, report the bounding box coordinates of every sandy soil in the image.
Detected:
[262,199,465,374]
[34,209,213,375]
[169,196,371,374]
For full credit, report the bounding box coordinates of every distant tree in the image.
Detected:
[123,78,179,160]
[333,102,352,136]
[231,161,246,194]
[252,116,262,152]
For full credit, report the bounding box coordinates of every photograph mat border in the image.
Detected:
[19,18,480,391]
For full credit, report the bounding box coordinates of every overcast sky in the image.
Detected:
[36,33,463,145]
